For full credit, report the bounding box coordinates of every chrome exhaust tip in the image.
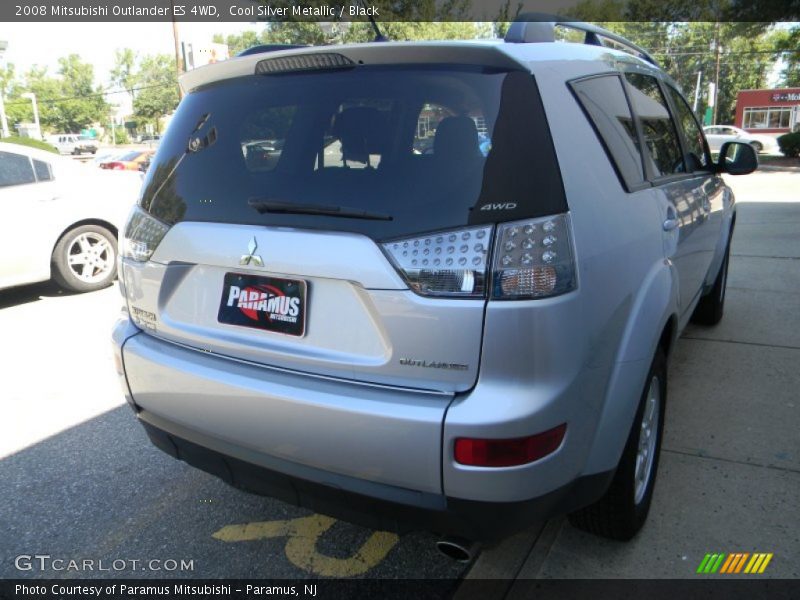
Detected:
[436,536,480,563]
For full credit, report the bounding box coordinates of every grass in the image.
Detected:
[0,136,58,153]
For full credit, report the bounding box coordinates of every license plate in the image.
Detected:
[218,273,307,337]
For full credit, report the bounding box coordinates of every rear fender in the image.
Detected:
[582,259,678,474]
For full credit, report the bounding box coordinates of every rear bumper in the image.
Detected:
[115,315,613,540]
[140,415,612,541]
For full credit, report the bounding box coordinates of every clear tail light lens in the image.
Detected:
[381,225,493,297]
[122,205,171,262]
[491,213,576,299]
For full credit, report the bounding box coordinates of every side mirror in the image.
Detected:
[716,141,758,175]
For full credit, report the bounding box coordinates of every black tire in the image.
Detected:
[691,241,730,326]
[568,348,667,541]
[751,141,763,153]
[51,224,117,293]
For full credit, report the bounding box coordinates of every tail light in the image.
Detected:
[454,424,567,467]
[381,213,576,299]
[381,225,493,297]
[491,213,576,299]
[122,206,170,262]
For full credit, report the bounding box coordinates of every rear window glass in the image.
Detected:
[0,152,36,187]
[624,73,685,178]
[570,74,644,190]
[33,159,53,182]
[141,65,566,240]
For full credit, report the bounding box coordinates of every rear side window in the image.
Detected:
[665,85,711,171]
[0,152,36,187]
[140,65,566,240]
[570,75,644,190]
[624,73,684,178]
[33,159,53,182]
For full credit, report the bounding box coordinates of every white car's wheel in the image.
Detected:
[51,225,117,292]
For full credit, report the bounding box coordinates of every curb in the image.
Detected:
[757,165,800,172]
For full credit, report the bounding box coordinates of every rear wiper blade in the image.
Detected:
[248,199,392,221]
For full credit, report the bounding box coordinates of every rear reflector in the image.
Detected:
[454,424,566,467]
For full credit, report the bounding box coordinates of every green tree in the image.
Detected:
[5,66,62,133]
[56,54,109,132]
[212,31,261,56]
[774,26,800,86]
[133,54,179,133]
[110,48,138,100]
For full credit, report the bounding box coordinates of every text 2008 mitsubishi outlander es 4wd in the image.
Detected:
[112,17,757,556]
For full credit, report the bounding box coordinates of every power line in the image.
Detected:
[4,82,174,107]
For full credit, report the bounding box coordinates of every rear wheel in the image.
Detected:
[51,225,117,293]
[568,348,666,540]
[691,241,730,326]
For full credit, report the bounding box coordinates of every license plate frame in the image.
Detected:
[217,272,307,337]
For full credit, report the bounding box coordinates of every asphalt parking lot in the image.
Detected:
[1,170,797,586]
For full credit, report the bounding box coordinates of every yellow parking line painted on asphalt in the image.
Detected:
[213,514,399,577]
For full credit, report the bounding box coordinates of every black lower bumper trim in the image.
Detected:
[141,420,613,542]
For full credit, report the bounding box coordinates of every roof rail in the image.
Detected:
[504,13,659,67]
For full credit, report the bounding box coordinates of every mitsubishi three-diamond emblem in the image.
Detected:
[240,236,264,267]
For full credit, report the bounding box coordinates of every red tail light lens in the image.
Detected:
[454,424,566,467]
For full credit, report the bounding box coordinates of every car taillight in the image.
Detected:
[454,424,567,467]
[382,213,575,299]
[491,213,576,299]
[122,205,170,262]
[381,225,493,297]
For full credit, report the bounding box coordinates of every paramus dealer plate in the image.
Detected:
[218,273,307,337]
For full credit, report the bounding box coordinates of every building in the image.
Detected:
[734,88,800,135]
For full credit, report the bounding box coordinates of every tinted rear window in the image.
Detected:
[570,74,645,190]
[141,65,566,240]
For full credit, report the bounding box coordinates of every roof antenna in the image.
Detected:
[360,0,388,42]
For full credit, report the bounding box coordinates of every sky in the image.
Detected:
[1,21,262,85]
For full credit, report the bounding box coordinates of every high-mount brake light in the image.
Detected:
[491,213,576,299]
[381,225,493,297]
[255,53,355,75]
[122,206,171,262]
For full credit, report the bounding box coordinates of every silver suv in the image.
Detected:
[112,18,756,551]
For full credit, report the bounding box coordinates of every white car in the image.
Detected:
[703,125,779,154]
[0,142,142,292]
[46,133,100,155]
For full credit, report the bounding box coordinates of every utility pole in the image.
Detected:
[170,0,184,99]
[712,22,722,125]
[0,40,10,138]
